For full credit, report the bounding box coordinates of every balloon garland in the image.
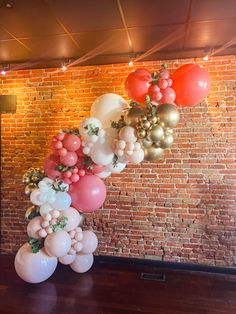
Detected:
[15,63,211,283]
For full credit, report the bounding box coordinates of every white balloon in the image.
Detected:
[79,117,102,137]
[90,93,128,128]
[70,254,94,273]
[96,171,111,179]
[51,192,71,211]
[40,203,53,216]
[42,177,54,185]
[90,137,114,166]
[105,162,126,173]
[30,190,44,206]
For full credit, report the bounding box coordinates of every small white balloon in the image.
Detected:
[40,203,53,216]
[30,190,44,206]
[51,192,72,211]
[96,171,111,179]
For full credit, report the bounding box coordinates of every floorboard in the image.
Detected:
[0,255,236,314]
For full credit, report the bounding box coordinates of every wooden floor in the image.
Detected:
[0,255,236,314]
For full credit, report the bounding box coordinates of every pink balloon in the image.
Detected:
[60,151,78,167]
[161,87,176,104]
[14,243,57,283]
[70,253,94,273]
[44,154,62,180]
[92,164,104,174]
[62,207,83,232]
[80,230,98,254]
[69,175,106,213]
[62,134,81,152]
[27,216,42,239]
[44,230,71,257]
[59,253,76,265]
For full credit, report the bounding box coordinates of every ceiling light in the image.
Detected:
[4,1,14,9]
[1,64,9,75]
[1,69,6,75]
[203,55,209,61]
[128,60,134,67]
[61,64,67,71]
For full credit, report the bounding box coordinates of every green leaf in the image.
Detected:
[151,105,157,117]
[110,116,126,130]
[83,156,93,170]
[51,179,67,192]
[161,63,168,69]
[52,216,68,232]
[27,210,40,221]
[61,128,80,136]
[130,100,140,107]
[84,124,99,135]
[55,165,75,173]
[28,238,44,253]
[112,155,118,167]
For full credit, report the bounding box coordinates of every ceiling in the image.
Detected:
[0,0,235,69]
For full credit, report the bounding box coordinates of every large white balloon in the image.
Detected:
[70,253,94,273]
[51,192,71,211]
[90,136,114,166]
[90,93,128,128]
[96,171,111,179]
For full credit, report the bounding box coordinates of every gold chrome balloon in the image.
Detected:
[141,138,153,148]
[149,124,164,142]
[124,107,145,126]
[25,205,40,220]
[149,116,158,125]
[159,133,174,149]
[141,120,151,130]
[144,147,164,162]
[156,103,180,129]
[137,129,146,138]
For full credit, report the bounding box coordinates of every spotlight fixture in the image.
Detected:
[1,69,6,75]
[61,59,70,71]
[61,64,67,71]
[4,1,14,9]
[1,64,9,75]
[128,60,134,67]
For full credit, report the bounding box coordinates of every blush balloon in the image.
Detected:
[60,151,78,167]
[69,175,106,213]
[44,154,62,180]
[172,63,211,106]
[70,253,94,273]
[62,134,81,152]
[161,87,176,104]
[44,231,71,258]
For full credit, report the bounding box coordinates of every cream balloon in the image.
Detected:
[59,253,76,265]
[80,230,98,254]
[44,230,71,258]
[14,243,57,283]
[79,117,102,137]
[70,253,94,273]
[26,216,42,239]
[90,93,128,128]
[62,207,83,232]
[119,126,137,143]
[127,149,144,164]
[96,171,111,179]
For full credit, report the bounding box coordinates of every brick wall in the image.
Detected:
[1,55,236,267]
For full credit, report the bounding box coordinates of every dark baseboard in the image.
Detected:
[95,255,236,275]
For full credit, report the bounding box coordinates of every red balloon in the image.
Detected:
[44,154,61,180]
[172,64,211,106]
[69,175,106,213]
[125,68,152,103]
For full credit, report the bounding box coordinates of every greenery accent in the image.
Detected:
[84,124,99,136]
[52,216,68,232]
[151,71,159,85]
[150,105,157,117]
[55,164,75,172]
[130,100,140,107]
[28,238,44,253]
[27,209,40,221]
[112,155,118,167]
[61,128,80,136]
[161,63,168,69]
[51,179,67,192]
[83,156,94,170]
[111,116,126,130]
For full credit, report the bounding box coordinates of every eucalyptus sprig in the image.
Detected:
[130,100,141,107]
[84,124,99,136]
[112,155,118,167]
[83,156,94,170]
[61,128,80,136]
[28,238,44,253]
[55,165,75,173]
[111,116,126,130]
[51,179,67,192]
[52,216,68,232]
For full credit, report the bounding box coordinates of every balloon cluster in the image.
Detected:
[15,62,211,284]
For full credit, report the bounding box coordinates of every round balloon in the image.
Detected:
[14,243,57,283]
[90,138,114,166]
[62,207,83,231]
[125,68,152,104]
[172,63,211,106]
[70,253,94,273]
[90,93,128,128]
[69,175,106,213]
[27,216,42,239]
[44,230,71,258]
[44,154,62,180]
[80,230,98,254]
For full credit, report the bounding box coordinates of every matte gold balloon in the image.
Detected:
[156,103,180,129]
[137,129,146,138]
[159,133,174,149]
[149,125,164,142]
[144,147,164,162]
[141,138,153,148]
[124,107,145,127]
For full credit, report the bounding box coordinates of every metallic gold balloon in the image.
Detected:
[124,107,145,127]
[144,147,164,162]
[150,116,158,125]
[141,138,153,148]
[149,125,164,142]
[141,120,151,130]
[159,133,174,149]
[25,205,40,220]
[137,129,146,138]
[156,103,180,129]
[22,177,30,184]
